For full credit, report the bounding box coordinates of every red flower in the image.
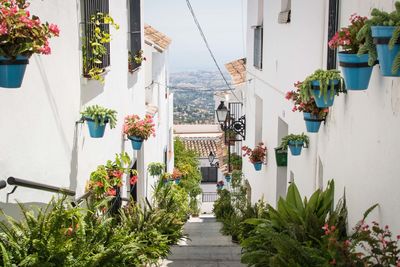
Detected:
[107,188,116,196]
[96,181,104,188]
[130,175,138,185]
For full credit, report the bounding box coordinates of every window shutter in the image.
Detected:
[253,27,263,69]
[201,167,218,183]
[129,0,142,71]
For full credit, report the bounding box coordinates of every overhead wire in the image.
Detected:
[185,0,241,102]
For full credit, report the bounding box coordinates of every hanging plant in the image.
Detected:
[80,105,117,138]
[279,133,309,156]
[147,162,165,176]
[299,69,345,108]
[128,50,146,73]
[242,143,267,171]
[82,12,119,83]
[0,0,60,88]
[357,2,400,76]
[123,114,155,150]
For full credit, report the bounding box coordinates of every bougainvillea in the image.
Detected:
[0,0,59,58]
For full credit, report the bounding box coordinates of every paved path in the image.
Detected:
[161,215,245,267]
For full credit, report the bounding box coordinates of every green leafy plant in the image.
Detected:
[278,133,309,150]
[299,69,345,104]
[81,105,117,129]
[83,12,119,83]
[147,162,165,176]
[0,0,60,58]
[174,138,202,215]
[357,2,400,73]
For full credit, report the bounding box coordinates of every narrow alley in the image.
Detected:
[162,215,244,267]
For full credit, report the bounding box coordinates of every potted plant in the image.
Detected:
[286,82,329,133]
[172,168,182,184]
[123,114,155,150]
[161,172,172,185]
[0,0,59,88]
[216,180,224,190]
[88,152,132,199]
[81,105,117,138]
[357,2,400,77]
[242,143,267,171]
[224,172,232,183]
[329,14,373,90]
[147,162,165,176]
[279,133,310,156]
[274,147,288,167]
[225,129,238,145]
[128,50,146,73]
[299,69,345,108]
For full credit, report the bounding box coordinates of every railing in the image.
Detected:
[0,180,6,190]
[7,177,75,196]
[202,192,218,203]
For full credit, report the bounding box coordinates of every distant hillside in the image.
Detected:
[170,70,231,124]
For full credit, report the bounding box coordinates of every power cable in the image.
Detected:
[185,0,241,102]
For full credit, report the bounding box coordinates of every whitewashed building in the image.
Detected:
[243,0,400,233]
[0,0,172,210]
[143,24,174,200]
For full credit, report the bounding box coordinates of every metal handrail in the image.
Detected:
[0,180,6,190]
[7,177,75,196]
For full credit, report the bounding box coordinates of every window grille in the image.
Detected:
[254,26,263,69]
[201,167,218,183]
[129,0,142,72]
[82,0,110,76]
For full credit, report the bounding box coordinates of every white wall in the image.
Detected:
[0,0,150,207]
[244,0,400,233]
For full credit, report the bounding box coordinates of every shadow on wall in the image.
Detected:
[35,56,71,156]
[80,78,105,105]
[68,125,79,191]
[0,202,50,222]
[128,70,139,89]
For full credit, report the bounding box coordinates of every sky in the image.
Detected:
[144,0,246,73]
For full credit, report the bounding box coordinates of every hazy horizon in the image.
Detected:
[144,0,246,72]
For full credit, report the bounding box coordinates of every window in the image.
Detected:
[82,0,111,76]
[255,95,263,145]
[253,26,263,69]
[200,167,218,183]
[327,0,339,69]
[129,0,142,71]
[278,0,291,24]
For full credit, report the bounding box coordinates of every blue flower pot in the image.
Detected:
[128,136,143,150]
[371,26,400,77]
[253,162,262,171]
[175,178,181,185]
[311,80,337,108]
[338,53,373,90]
[85,118,107,138]
[288,141,304,156]
[225,175,231,183]
[303,112,322,133]
[0,56,29,89]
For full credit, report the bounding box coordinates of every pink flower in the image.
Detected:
[130,175,138,185]
[49,24,60,36]
[0,22,7,35]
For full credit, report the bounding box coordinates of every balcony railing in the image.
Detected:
[202,192,218,203]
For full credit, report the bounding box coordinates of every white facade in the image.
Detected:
[0,0,171,210]
[143,35,174,200]
[243,0,400,233]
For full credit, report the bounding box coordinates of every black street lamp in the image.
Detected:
[208,151,215,166]
[215,101,229,124]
